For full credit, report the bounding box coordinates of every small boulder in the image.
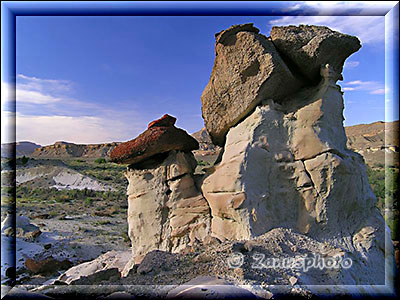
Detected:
[57,250,130,284]
[1,215,41,240]
[110,114,199,165]
[270,24,361,83]
[25,257,72,275]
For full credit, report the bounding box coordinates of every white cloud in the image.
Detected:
[269,15,385,45]
[344,60,360,68]
[369,88,387,95]
[16,89,60,104]
[6,74,74,105]
[0,74,148,145]
[342,87,355,91]
[282,3,302,12]
[302,1,397,15]
[17,74,72,92]
[342,80,388,95]
[16,113,138,146]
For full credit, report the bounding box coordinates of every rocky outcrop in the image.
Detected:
[122,150,211,274]
[201,23,303,146]
[110,115,210,276]
[31,24,392,299]
[270,25,361,83]
[110,114,199,165]
[199,24,392,290]
[202,65,374,240]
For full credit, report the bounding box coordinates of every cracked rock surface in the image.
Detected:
[122,150,211,275]
[201,23,303,146]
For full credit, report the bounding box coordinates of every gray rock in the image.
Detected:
[3,287,55,299]
[201,23,303,146]
[97,292,136,299]
[136,250,178,275]
[166,276,258,299]
[1,215,41,240]
[270,24,361,83]
[57,250,130,284]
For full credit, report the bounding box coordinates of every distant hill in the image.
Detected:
[345,120,399,167]
[1,141,41,158]
[30,141,121,159]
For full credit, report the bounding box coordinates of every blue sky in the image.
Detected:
[1,2,398,145]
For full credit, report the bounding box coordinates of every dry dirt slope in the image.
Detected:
[344,120,399,167]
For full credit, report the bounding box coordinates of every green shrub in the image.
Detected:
[84,198,93,206]
[385,215,399,240]
[21,156,29,165]
[197,160,210,166]
[95,158,106,164]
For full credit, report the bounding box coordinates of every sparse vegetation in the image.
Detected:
[16,186,126,204]
[367,165,399,240]
[21,155,29,165]
[197,160,210,167]
[63,159,127,186]
[95,158,107,164]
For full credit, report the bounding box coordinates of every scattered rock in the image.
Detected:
[136,250,178,275]
[32,213,51,220]
[1,215,42,241]
[110,114,199,165]
[3,227,15,237]
[289,276,298,286]
[24,229,42,240]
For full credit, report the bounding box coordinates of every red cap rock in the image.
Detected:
[110,114,199,165]
[147,114,176,129]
